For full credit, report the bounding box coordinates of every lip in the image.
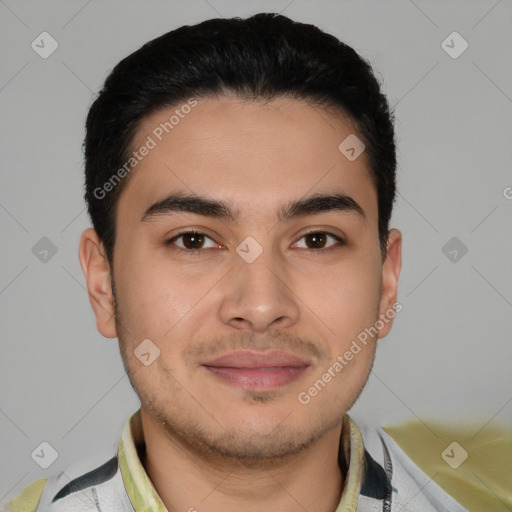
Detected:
[202,350,311,391]
[204,349,312,368]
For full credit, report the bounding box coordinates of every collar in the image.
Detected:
[118,409,367,512]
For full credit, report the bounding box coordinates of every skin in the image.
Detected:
[79,95,402,512]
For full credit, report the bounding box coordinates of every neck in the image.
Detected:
[140,410,345,512]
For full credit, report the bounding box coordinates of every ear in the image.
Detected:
[377,229,402,339]
[78,228,117,338]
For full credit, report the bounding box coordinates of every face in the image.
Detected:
[80,95,401,464]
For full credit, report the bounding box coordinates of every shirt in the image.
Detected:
[3,408,502,512]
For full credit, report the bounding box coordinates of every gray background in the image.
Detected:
[1,0,511,502]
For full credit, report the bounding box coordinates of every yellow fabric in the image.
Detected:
[119,409,365,512]
[336,415,366,511]
[118,411,167,512]
[383,420,512,512]
[3,479,46,512]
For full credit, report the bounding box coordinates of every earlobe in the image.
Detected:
[377,229,402,339]
[78,228,117,338]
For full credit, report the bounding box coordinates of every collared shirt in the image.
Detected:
[2,409,484,511]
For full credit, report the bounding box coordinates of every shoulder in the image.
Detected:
[358,420,511,511]
[1,479,47,512]
[357,422,472,511]
[2,456,133,512]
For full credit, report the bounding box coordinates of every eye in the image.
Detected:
[293,231,344,250]
[167,231,220,250]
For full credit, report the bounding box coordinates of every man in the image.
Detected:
[4,12,482,512]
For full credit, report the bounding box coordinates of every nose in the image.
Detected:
[218,245,301,333]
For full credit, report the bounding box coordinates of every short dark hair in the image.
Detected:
[84,13,396,266]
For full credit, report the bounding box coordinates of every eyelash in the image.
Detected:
[165,230,345,255]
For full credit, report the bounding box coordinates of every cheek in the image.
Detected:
[115,252,220,343]
[114,254,173,331]
[304,259,382,334]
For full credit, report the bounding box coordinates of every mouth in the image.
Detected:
[202,350,311,392]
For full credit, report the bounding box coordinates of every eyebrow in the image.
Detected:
[140,192,365,223]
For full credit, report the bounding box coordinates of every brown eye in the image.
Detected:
[293,232,344,250]
[181,233,205,249]
[305,233,327,249]
[167,232,218,250]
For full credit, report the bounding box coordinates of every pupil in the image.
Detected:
[184,233,203,249]
[307,233,325,248]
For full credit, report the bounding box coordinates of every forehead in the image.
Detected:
[118,96,377,223]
